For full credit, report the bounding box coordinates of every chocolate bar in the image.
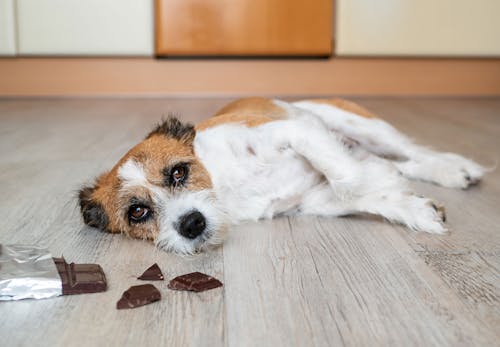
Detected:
[53,257,107,295]
[137,263,164,281]
[116,284,161,309]
[168,272,223,292]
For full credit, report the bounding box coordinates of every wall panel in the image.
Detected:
[0,0,16,56]
[336,0,500,56]
[17,0,153,56]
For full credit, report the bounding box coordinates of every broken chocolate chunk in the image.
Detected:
[53,257,107,295]
[137,263,164,281]
[116,284,161,309]
[168,272,223,292]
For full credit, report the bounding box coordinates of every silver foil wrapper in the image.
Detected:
[0,244,62,300]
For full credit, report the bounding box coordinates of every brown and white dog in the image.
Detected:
[79,98,486,254]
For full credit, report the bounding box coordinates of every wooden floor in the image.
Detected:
[0,97,499,347]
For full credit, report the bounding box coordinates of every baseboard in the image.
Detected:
[0,57,499,97]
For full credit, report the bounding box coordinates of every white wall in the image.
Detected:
[17,0,154,56]
[0,0,16,56]
[336,0,500,56]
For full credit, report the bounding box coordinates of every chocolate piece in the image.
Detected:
[168,272,223,292]
[137,263,164,281]
[53,257,107,295]
[116,284,161,309]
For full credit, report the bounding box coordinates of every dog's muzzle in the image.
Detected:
[178,211,206,239]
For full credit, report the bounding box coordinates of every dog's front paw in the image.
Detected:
[362,193,448,234]
[406,196,448,234]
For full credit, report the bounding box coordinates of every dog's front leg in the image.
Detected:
[263,120,447,233]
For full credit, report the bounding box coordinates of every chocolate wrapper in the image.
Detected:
[0,244,62,300]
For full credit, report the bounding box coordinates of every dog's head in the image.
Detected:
[78,117,227,254]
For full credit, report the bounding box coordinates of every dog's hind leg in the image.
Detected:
[289,99,486,189]
[298,183,447,234]
[261,119,446,233]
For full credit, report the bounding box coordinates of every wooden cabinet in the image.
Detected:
[4,0,498,57]
[155,0,332,56]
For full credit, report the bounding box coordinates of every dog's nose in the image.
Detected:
[179,211,206,239]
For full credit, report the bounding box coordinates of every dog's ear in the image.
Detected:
[78,181,109,231]
[146,116,195,144]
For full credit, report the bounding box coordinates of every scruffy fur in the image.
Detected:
[79,98,487,254]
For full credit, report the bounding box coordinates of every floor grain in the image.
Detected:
[0,97,499,346]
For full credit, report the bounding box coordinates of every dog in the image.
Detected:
[79,97,486,254]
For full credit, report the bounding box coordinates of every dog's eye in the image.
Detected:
[128,204,151,223]
[173,166,186,180]
[170,164,189,186]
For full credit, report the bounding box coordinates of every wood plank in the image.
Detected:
[419,250,500,326]
[349,98,500,338]
[0,99,225,347]
[224,216,497,346]
[0,58,499,97]
[0,98,499,346]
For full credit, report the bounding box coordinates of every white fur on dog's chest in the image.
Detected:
[194,123,323,222]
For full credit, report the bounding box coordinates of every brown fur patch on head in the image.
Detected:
[196,97,286,131]
[146,116,195,144]
[79,117,212,241]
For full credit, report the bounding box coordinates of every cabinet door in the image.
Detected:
[0,0,16,56]
[17,0,153,56]
[336,0,500,56]
[155,0,332,56]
